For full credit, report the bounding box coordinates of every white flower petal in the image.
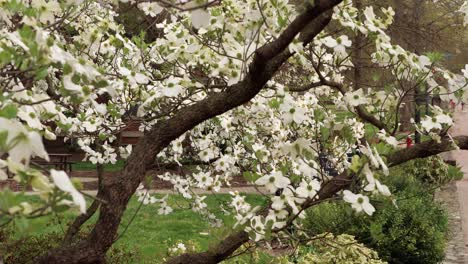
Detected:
[191,9,210,29]
[51,170,86,214]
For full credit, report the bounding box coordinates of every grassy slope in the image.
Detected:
[6,194,267,263]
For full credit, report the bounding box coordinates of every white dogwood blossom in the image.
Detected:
[50,170,86,214]
[0,0,466,249]
[255,171,291,194]
[343,190,375,216]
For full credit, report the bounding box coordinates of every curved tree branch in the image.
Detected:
[38,1,343,263]
[386,135,468,166]
[165,231,250,264]
[302,53,389,132]
[290,77,388,131]
[166,133,468,264]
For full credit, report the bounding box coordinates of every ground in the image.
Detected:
[5,194,267,263]
[439,109,468,263]
[62,110,468,262]
[6,111,468,262]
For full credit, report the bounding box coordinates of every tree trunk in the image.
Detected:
[38,137,155,263]
[37,2,341,263]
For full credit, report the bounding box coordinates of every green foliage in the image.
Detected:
[72,159,125,172]
[425,52,444,63]
[447,164,464,181]
[0,104,18,119]
[304,172,449,264]
[0,229,136,264]
[293,234,386,264]
[404,156,460,186]
[1,194,267,263]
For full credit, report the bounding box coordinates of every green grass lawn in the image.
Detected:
[3,193,269,263]
[72,159,125,172]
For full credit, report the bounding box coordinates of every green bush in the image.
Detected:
[304,173,448,264]
[295,234,386,264]
[447,164,464,181]
[0,229,137,264]
[403,156,458,186]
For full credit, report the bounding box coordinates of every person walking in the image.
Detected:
[406,135,413,148]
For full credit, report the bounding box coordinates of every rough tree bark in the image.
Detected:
[387,135,468,166]
[37,1,343,263]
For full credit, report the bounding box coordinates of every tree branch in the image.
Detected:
[38,2,342,264]
[166,132,468,264]
[165,231,250,264]
[290,77,388,131]
[386,135,468,166]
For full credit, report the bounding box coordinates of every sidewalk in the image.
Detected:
[441,110,468,263]
[25,186,266,196]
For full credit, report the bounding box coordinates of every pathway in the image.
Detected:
[440,110,468,263]
[26,186,266,196]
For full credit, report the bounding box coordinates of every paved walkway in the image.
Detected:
[26,186,266,196]
[440,110,468,263]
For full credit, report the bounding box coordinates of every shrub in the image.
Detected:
[304,172,449,264]
[294,234,386,264]
[447,164,464,181]
[0,229,137,264]
[404,156,453,186]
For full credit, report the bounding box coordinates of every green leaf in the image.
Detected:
[277,13,286,28]
[254,150,264,161]
[94,79,109,88]
[63,63,72,75]
[243,171,260,182]
[0,104,18,119]
[98,133,107,141]
[0,131,8,150]
[426,52,443,63]
[35,66,49,80]
[0,189,17,211]
[18,25,34,42]
[13,216,30,236]
[54,204,71,213]
[320,127,330,142]
[290,173,301,184]
[349,155,361,173]
[0,51,12,65]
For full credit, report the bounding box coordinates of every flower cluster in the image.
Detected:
[0,0,466,246]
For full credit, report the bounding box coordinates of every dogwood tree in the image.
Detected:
[0,0,467,263]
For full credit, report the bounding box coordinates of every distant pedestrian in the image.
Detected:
[406,135,413,148]
[450,99,455,111]
[462,102,465,111]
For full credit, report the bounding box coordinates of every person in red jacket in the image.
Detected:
[406,135,413,148]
